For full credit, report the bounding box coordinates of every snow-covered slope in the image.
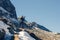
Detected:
[0,21,10,34]
[18,31,36,40]
[0,0,60,40]
[0,21,13,40]
[0,21,36,40]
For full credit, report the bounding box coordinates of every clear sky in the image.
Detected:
[11,0,60,33]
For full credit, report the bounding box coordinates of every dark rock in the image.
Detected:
[0,29,5,40]
[30,33,42,40]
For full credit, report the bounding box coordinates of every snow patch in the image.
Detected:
[18,31,36,40]
[0,21,13,40]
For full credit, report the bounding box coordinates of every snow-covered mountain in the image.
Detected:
[0,0,60,40]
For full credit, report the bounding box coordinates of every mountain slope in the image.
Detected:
[18,16,51,32]
[18,17,60,40]
[18,31,35,40]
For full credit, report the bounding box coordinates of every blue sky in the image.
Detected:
[11,0,60,33]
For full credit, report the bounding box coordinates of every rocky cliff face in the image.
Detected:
[0,0,17,19]
[0,0,18,40]
[0,0,19,34]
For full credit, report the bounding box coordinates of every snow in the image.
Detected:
[0,21,13,40]
[18,31,36,40]
[0,21,10,34]
[0,21,35,40]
